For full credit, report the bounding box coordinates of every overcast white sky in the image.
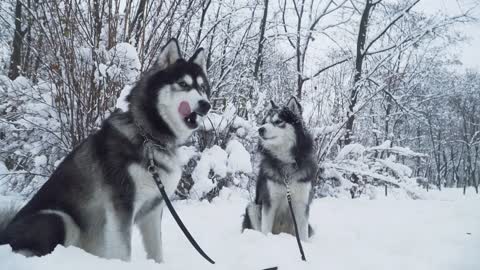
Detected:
[419,0,480,71]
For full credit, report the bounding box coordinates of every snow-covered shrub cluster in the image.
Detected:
[318,141,427,199]
[177,105,258,201]
[0,43,141,197]
[0,76,64,196]
[1,0,479,199]
[190,139,253,200]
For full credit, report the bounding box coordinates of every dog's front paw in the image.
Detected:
[149,254,164,264]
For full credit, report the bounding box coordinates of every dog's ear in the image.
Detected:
[269,100,278,110]
[189,48,207,74]
[156,39,182,70]
[286,96,302,115]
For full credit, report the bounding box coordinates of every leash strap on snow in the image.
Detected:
[284,178,307,262]
[148,156,215,264]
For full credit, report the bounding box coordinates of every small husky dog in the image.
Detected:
[242,97,316,241]
[0,39,211,263]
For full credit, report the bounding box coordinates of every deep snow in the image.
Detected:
[1,188,479,270]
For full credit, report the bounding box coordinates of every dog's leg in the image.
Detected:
[242,206,253,231]
[138,204,164,263]
[101,205,132,261]
[292,201,309,241]
[261,201,278,235]
[243,203,262,232]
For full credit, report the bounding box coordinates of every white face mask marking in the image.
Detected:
[197,76,204,86]
[260,112,296,163]
[156,85,208,143]
[183,75,193,86]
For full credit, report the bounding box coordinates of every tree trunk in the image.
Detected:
[8,0,24,80]
[294,0,306,100]
[253,0,269,82]
[344,0,373,145]
[129,0,148,46]
[195,0,212,49]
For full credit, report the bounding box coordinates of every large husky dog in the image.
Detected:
[242,97,316,241]
[0,39,211,263]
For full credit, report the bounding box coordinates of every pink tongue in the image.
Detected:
[178,101,192,118]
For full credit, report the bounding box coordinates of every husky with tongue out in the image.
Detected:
[0,39,211,263]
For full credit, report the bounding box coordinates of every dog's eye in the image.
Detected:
[178,81,189,88]
[273,120,283,126]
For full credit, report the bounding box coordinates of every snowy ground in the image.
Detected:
[1,188,479,270]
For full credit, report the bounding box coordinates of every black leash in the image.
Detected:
[147,147,215,264]
[143,137,280,268]
[283,177,307,262]
[287,192,307,261]
[138,124,277,268]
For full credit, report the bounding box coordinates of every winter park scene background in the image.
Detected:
[0,0,480,269]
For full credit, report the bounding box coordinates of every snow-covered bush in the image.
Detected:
[0,43,140,197]
[188,138,253,201]
[318,140,427,199]
[1,0,476,200]
[0,75,64,196]
[174,104,259,200]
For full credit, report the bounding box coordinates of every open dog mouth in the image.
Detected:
[184,112,198,129]
[180,101,197,129]
[184,111,207,129]
[179,101,208,129]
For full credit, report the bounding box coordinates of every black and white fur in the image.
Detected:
[242,97,316,241]
[0,39,211,263]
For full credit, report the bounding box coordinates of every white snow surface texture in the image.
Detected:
[1,188,479,270]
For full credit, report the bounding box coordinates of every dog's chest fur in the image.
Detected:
[267,180,311,203]
[259,159,314,211]
[128,147,182,220]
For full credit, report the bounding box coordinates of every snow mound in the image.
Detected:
[191,146,228,197]
[115,85,133,111]
[109,43,141,71]
[226,140,252,174]
[107,43,141,83]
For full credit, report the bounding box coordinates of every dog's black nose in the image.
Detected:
[197,100,211,116]
[258,127,266,137]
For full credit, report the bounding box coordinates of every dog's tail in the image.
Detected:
[0,198,22,233]
[242,203,261,232]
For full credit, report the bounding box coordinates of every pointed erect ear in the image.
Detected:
[286,96,302,115]
[189,48,207,74]
[156,39,181,70]
[269,100,278,110]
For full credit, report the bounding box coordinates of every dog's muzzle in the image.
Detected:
[196,100,211,116]
[184,100,211,129]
